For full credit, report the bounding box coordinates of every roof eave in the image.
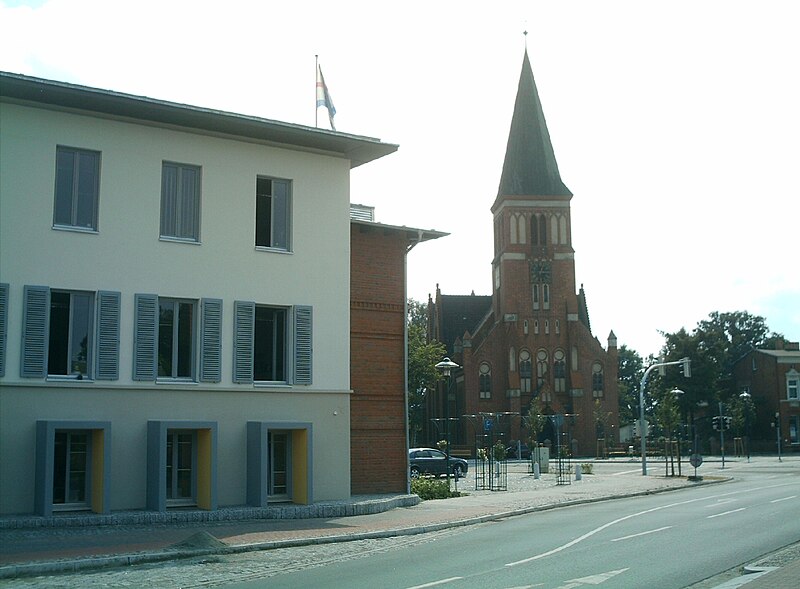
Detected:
[0,71,398,168]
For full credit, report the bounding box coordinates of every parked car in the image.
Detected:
[409,448,468,478]
[505,443,531,459]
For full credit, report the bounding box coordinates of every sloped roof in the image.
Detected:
[496,51,571,201]
[0,71,397,169]
[438,294,492,353]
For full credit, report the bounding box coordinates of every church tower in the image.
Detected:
[428,50,618,454]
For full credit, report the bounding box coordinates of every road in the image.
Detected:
[227,463,799,589]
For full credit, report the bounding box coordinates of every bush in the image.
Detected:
[580,463,594,475]
[411,478,462,500]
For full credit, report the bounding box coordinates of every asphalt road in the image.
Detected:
[228,465,799,589]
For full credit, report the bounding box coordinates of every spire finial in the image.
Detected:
[523,29,528,50]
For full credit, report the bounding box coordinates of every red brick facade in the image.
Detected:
[349,220,445,493]
[426,51,619,456]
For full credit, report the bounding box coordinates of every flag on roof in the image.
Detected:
[316,64,336,131]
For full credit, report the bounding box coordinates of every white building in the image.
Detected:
[0,72,396,516]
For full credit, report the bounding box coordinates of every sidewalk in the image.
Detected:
[0,459,795,585]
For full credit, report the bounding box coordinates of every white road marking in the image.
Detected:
[611,469,641,476]
[610,526,672,542]
[506,481,795,567]
[707,507,746,519]
[406,578,463,589]
[715,498,736,505]
[556,568,630,587]
[771,495,797,503]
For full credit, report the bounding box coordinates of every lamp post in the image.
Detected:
[667,388,684,476]
[773,411,782,462]
[435,357,460,487]
[739,391,751,462]
[639,357,691,475]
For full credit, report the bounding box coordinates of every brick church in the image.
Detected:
[427,51,619,456]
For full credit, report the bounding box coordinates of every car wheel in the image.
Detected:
[453,464,464,478]
[410,466,421,479]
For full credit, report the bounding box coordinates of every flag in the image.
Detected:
[316,64,336,131]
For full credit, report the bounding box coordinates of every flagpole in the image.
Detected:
[315,54,319,128]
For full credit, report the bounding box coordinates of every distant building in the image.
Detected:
[733,340,800,452]
[0,72,396,516]
[349,205,446,493]
[427,52,619,456]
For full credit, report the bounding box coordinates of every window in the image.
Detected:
[53,431,89,507]
[536,349,548,388]
[158,298,196,379]
[787,372,798,400]
[269,431,290,497]
[134,295,221,382]
[233,301,313,385]
[255,306,286,381]
[256,177,291,250]
[592,362,604,398]
[479,363,491,399]
[166,430,196,504]
[147,421,216,511]
[790,416,799,445]
[21,287,121,380]
[160,162,201,241]
[54,146,100,230]
[554,350,566,393]
[519,350,532,394]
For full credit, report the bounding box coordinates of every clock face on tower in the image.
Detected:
[531,261,552,283]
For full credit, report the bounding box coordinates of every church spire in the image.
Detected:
[496,50,572,200]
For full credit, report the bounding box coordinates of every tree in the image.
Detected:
[617,345,644,425]
[407,299,446,446]
[522,397,547,446]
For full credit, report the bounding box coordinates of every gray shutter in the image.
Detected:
[233,300,254,384]
[96,291,121,380]
[133,294,157,380]
[294,305,312,385]
[0,283,8,377]
[200,298,222,382]
[21,285,50,378]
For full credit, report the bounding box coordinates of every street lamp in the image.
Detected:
[772,411,782,462]
[739,391,751,462]
[435,357,460,487]
[666,388,684,476]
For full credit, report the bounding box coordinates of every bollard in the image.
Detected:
[575,463,582,481]
[533,461,540,479]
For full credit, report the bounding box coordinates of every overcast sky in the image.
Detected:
[2,0,798,359]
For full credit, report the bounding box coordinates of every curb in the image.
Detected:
[0,477,728,580]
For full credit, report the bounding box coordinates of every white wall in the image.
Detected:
[0,102,356,513]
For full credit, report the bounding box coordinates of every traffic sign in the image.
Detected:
[690,454,703,468]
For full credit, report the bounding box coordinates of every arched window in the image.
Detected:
[545,319,550,334]
[550,215,558,245]
[479,363,492,399]
[543,284,550,310]
[510,214,518,244]
[571,346,579,372]
[536,349,548,388]
[509,347,516,372]
[592,362,604,398]
[534,320,540,335]
[533,284,540,309]
[531,215,538,245]
[559,216,568,245]
[518,215,527,244]
[554,350,566,393]
[555,319,560,334]
[519,350,532,394]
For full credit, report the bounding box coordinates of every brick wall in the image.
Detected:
[350,224,409,494]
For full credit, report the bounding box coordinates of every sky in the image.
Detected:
[2,0,798,359]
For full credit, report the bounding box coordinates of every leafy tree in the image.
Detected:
[522,397,547,446]
[617,345,644,424]
[407,299,446,446]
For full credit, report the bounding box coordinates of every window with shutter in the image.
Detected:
[294,306,312,385]
[96,291,120,380]
[21,286,50,377]
[233,301,255,384]
[200,298,222,382]
[0,283,8,377]
[133,294,158,380]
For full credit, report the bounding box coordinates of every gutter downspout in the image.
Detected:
[404,230,424,494]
